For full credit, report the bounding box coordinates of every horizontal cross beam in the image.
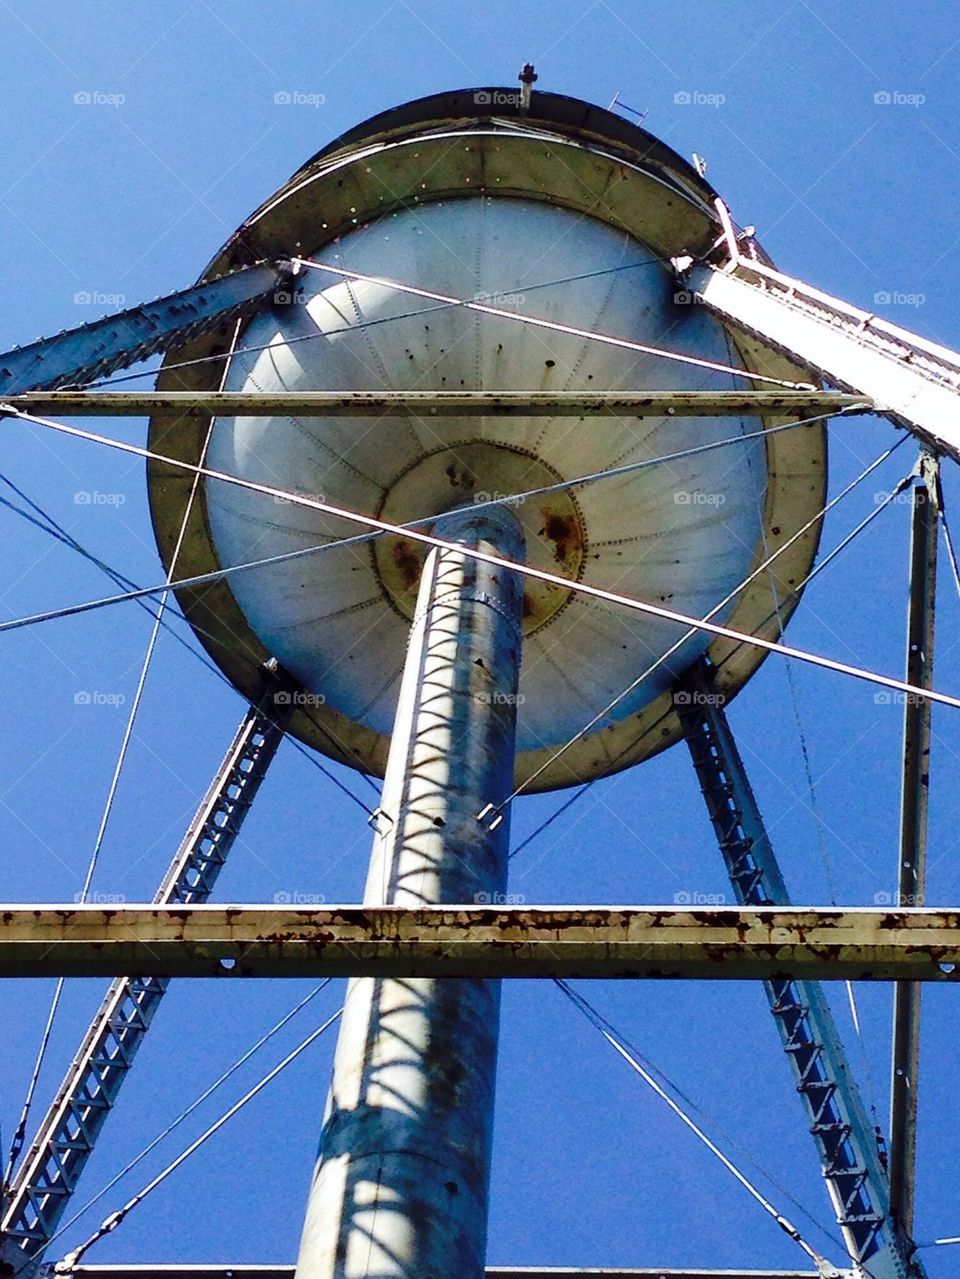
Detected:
[0,390,869,418]
[65,1267,832,1279]
[2,905,958,981]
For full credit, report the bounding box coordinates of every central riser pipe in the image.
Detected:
[295,505,524,1279]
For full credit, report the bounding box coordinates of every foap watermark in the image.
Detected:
[75,490,125,507]
[472,289,525,309]
[73,890,126,904]
[274,488,323,506]
[274,690,326,707]
[874,90,925,108]
[873,488,913,506]
[274,286,309,305]
[475,690,526,706]
[473,490,526,508]
[74,90,125,107]
[873,890,925,907]
[74,690,126,708]
[474,891,526,905]
[874,290,925,307]
[672,689,726,708]
[674,489,726,507]
[674,90,725,108]
[874,689,926,707]
[74,290,126,307]
[273,90,326,107]
[673,289,703,305]
[674,889,727,905]
[474,90,521,107]
[273,890,328,904]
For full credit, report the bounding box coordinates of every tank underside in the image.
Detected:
[147,88,826,789]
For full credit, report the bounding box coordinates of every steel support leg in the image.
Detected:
[674,258,960,460]
[676,663,920,1279]
[294,506,525,1279]
[0,262,291,395]
[0,666,293,1273]
[889,455,939,1237]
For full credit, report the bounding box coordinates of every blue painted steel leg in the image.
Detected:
[0,262,291,395]
[676,661,920,1279]
[1,667,294,1273]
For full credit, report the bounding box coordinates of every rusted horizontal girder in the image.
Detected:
[1,905,958,981]
[0,389,869,418]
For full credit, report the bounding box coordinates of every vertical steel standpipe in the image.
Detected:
[295,504,525,1279]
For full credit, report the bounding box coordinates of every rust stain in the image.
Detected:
[441,461,476,493]
[540,512,579,567]
[391,539,422,591]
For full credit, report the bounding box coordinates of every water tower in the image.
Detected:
[2,74,954,1279]
[146,82,823,1278]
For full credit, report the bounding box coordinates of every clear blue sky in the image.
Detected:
[2,1,960,1274]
